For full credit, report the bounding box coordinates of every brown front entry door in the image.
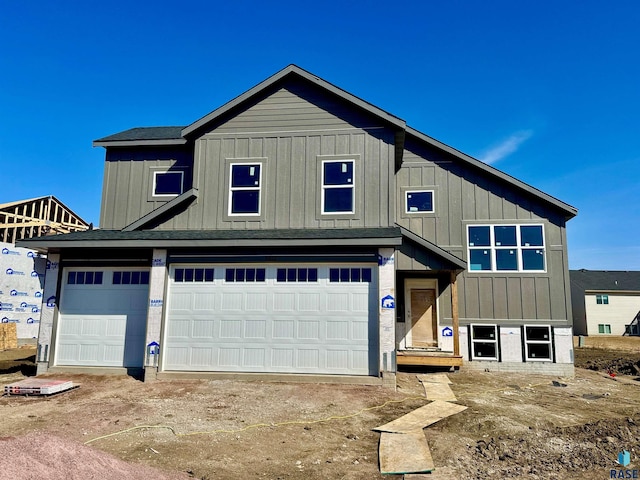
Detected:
[410,289,438,347]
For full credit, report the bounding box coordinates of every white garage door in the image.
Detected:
[163,264,378,375]
[56,268,150,368]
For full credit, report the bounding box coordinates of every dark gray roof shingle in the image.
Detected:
[94,127,185,143]
[570,270,640,291]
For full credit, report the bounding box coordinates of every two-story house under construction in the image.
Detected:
[21,65,577,383]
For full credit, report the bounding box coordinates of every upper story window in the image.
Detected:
[322,160,354,214]
[467,224,545,273]
[229,163,261,215]
[596,294,609,305]
[153,171,183,197]
[405,190,434,213]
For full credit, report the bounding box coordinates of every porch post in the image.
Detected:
[450,270,460,356]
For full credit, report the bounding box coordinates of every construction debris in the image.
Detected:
[4,378,77,396]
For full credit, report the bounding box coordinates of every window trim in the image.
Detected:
[467,224,546,273]
[470,324,499,361]
[523,325,553,362]
[405,189,435,214]
[228,162,263,217]
[152,170,184,198]
[321,159,355,215]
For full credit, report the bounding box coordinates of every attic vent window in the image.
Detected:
[153,171,184,197]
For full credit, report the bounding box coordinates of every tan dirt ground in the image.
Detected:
[1,338,640,479]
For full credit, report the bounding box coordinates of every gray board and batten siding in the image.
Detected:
[395,134,573,325]
[100,79,398,232]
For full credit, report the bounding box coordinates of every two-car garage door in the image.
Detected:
[163,265,378,375]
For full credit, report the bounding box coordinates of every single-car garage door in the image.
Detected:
[56,268,150,368]
[163,264,378,375]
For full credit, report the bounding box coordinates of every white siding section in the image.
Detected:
[585,293,640,335]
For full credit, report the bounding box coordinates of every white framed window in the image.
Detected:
[405,190,434,213]
[229,163,262,215]
[322,160,354,214]
[596,294,609,305]
[524,325,553,361]
[153,171,184,197]
[470,324,499,360]
[598,324,612,334]
[467,224,546,272]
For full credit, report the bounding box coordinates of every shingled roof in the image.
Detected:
[570,270,640,292]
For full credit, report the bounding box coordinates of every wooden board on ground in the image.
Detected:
[379,431,435,474]
[417,373,452,384]
[373,400,467,433]
[421,381,457,402]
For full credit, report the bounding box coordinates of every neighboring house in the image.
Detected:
[1,196,89,343]
[20,65,577,383]
[570,270,640,336]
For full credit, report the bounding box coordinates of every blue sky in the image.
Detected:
[1,1,638,270]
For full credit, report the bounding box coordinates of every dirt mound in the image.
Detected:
[0,432,190,480]
[463,414,640,478]
[574,347,640,375]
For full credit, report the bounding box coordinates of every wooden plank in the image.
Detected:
[373,400,467,433]
[421,382,457,402]
[396,355,463,367]
[379,431,435,475]
[416,373,452,384]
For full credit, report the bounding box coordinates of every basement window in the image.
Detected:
[524,325,553,361]
[470,324,498,360]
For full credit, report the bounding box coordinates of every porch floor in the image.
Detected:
[396,350,463,367]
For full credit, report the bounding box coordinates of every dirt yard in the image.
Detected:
[1,338,640,479]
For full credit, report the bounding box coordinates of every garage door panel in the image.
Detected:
[164,265,377,375]
[56,269,150,368]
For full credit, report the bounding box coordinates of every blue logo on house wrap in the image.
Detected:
[27,317,39,324]
[381,295,395,309]
[5,268,25,276]
[46,296,56,308]
[2,248,19,255]
[35,292,43,298]
[10,290,28,296]
[442,327,453,337]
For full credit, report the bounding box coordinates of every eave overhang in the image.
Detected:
[17,227,403,253]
